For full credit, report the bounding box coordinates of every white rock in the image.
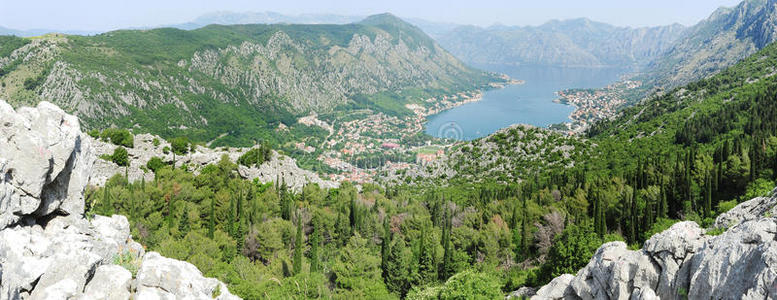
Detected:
[82,265,133,300]
[136,252,240,300]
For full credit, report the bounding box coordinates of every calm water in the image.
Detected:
[425,65,628,140]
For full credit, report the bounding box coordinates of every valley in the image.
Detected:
[4,1,777,299]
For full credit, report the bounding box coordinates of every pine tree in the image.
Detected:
[293,212,304,275]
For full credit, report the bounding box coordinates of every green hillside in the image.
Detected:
[0,15,499,147]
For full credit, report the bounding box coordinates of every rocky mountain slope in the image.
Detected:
[522,188,777,299]
[644,0,777,88]
[436,19,686,68]
[0,14,498,146]
[0,100,240,299]
[90,133,338,192]
[386,125,591,184]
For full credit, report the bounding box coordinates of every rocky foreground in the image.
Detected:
[518,189,777,299]
[0,101,240,299]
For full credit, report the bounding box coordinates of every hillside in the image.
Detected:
[0,14,499,147]
[644,0,777,88]
[436,18,686,68]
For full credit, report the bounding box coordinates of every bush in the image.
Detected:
[162,146,171,154]
[152,138,160,147]
[437,270,502,300]
[237,146,272,168]
[171,137,190,155]
[146,157,165,173]
[111,147,129,167]
[101,128,134,148]
[538,224,602,284]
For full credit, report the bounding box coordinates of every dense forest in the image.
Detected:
[86,34,777,300]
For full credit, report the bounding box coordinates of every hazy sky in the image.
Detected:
[1,0,743,31]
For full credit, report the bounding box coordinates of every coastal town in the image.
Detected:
[288,76,524,185]
[553,80,642,134]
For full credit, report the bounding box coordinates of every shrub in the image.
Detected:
[146,157,165,173]
[437,270,502,300]
[111,147,129,167]
[101,128,134,148]
[171,137,190,155]
[237,146,272,168]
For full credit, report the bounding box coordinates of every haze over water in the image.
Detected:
[425,65,628,140]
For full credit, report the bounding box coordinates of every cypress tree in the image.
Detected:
[208,198,215,239]
[381,217,391,280]
[439,206,454,281]
[293,212,303,275]
[310,217,321,273]
[102,185,111,215]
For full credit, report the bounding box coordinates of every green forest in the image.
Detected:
[80,28,777,300]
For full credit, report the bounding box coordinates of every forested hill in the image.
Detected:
[0,14,499,146]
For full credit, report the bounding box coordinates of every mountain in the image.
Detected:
[0,14,499,147]
[171,11,365,30]
[644,0,777,88]
[173,11,461,39]
[0,25,99,37]
[436,18,686,68]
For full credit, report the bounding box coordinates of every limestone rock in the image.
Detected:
[0,100,94,230]
[0,101,240,300]
[532,274,574,299]
[714,188,777,229]
[89,132,337,192]
[528,191,777,300]
[136,252,240,300]
[81,265,133,300]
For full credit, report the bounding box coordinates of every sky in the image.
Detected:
[0,0,744,31]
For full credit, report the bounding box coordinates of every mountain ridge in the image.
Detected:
[0,15,499,147]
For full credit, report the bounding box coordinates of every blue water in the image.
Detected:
[425,65,628,140]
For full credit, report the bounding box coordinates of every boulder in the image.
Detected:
[714,188,777,229]
[528,192,777,300]
[81,265,133,300]
[135,252,240,300]
[0,100,94,230]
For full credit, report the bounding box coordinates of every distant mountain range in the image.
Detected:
[436,19,687,68]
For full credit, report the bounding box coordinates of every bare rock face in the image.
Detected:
[527,190,777,300]
[0,100,94,230]
[135,252,239,300]
[0,100,241,300]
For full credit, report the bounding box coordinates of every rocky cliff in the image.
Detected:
[520,188,777,299]
[0,101,241,299]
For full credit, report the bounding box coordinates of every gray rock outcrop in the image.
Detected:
[0,100,241,300]
[528,188,777,300]
[0,100,94,230]
[89,133,337,192]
